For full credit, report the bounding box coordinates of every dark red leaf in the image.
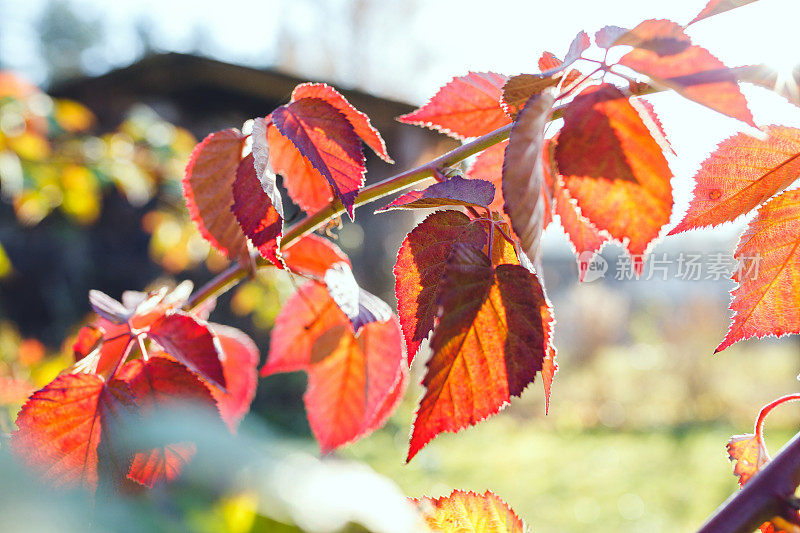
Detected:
[397,72,511,139]
[267,122,333,214]
[375,175,495,213]
[272,98,365,219]
[408,245,553,460]
[292,83,393,163]
[394,211,487,364]
[149,313,226,390]
[183,129,250,260]
[502,92,555,265]
[232,153,283,265]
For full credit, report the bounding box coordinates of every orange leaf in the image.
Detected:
[408,245,553,461]
[12,373,135,490]
[291,83,393,163]
[502,92,555,265]
[467,141,508,211]
[555,83,673,271]
[619,21,754,126]
[282,233,350,280]
[669,126,800,234]
[716,189,800,352]
[727,433,769,488]
[262,281,405,452]
[398,72,511,139]
[183,129,249,260]
[272,98,365,218]
[416,490,526,533]
[394,211,487,364]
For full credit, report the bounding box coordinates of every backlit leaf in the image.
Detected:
[267,122,333,214]
[12,373,135,490]
[501,74,560,117]
[208,324,260,432]
[416,490,525,532]
[261,282,346,375]
[116,356,216,487]
[272,98,365,218]
[149,313,226,390]
[612,19,691,56]
[408,245,552,461]
[292,83,393,163]
[282,233,350,280]
[502,92,555,265]
[232,153,283,266]
[394,211,487,364]
[397,72,510,139]
[262,281,405,452]
[689,0,758,25]
[727,433,768,488]
[669,126,800,234]
[376,175,495,212]
[555,83,673,272]
[716,189,800,352]
[466,141,508,211]
[183,129,249,260]
[619,24,755,126]
[595,25,628,49]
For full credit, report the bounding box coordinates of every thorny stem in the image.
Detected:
[185,65,764,312]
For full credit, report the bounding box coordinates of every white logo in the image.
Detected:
[578,251,607,282]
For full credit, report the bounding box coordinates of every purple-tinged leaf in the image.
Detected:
[375,176,495,213]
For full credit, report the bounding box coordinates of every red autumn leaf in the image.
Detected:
[272,97,365,219]
[282,233,350,280]
[267,122,333,214]
[262,281,405,452]
[397,72,510,139]
[716,189,800,352]
[408,245,553,461]
[375,175,495,212]
[366,361,408,431]
[611,19,691,56]
[394,210,487,364]
[304,317,406,452]
[669,126,800,235]
[416,489,525,533]
[502,92,555,265]
[291,83,393,163]
[689,0,758,25]
[539,52,562,72]
[727,432,769,488]
[552,174,610,280]
[149,313,226,390]
[632,98,676,156]
[535,52,583,91]
[73,325,103,361]
[260,281,345,375]
[183,128,250,260]
[116,356,217,487]
[12,373,135,490]
[555,83,673,272]
[618,21,755,126]
[208,324,259,432]
[324,262,392,332]
[232,153,283,266]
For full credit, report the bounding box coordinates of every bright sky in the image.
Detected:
[2,0,799,253]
